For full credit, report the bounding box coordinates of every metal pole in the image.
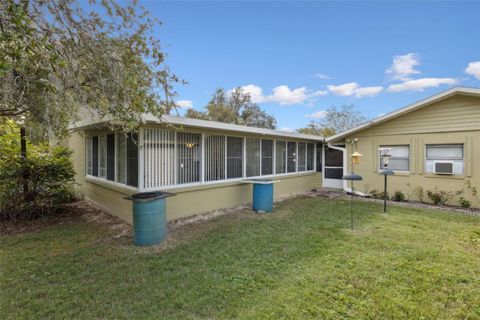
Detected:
[384,174,387,213]
[351,180,354,230]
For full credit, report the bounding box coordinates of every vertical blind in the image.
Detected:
[87,129,316,190]
[177,132,201,184]
[144,128,175,188]
[205,134,226,181]
[227,136,243,179]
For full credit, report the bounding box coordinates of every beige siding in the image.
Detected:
[68,131,321,224]
[342,94,480,208]
[360,95,480,137]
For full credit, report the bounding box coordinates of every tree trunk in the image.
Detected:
[20,127,29,200]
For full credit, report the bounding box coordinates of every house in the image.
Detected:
[325,87,480,207]
[69,115,324,223]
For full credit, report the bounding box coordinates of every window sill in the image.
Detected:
[85,176,138,195]
[151,171,319,194]
[424,174,465,180]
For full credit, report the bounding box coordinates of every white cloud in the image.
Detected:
[327,82,383,98]
[465,61,480,80]
[387,77,458,92]
[313,73,331,80]
[238,84,327,105]
[386,53,420,81]
[305,110,327,119]
[176,100,193,108]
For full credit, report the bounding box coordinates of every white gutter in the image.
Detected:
[327,142,365,196]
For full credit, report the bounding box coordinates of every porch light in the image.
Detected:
[185,142,195,148]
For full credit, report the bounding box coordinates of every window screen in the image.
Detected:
[116,133,126,184]
[227,136,243,179]
[298,142,306,172]
[143,129,175,188]
[126,133,138,187]
[246,138,261,177]
[106,134,115,181]
[205,135,226,181]
[287,142,296,173]
[379,145,409,171]
[92,136,99,177]
[275,140,286,174]
[307,143,314,171]
[86,137,93,176]
[177,132,201,184]
[316,142,322,172]
[261,140,273,175]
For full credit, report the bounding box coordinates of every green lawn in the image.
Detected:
[1,197,479,319]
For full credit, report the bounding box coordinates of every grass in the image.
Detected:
[1,197,479,319]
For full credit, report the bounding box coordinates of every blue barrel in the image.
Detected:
[253,183,274,212]
[127,192,175,246]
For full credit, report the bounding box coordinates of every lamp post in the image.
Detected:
[342,139,363,229]
[378,148,394,213]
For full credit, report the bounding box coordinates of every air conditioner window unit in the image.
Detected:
[433,161,454,175]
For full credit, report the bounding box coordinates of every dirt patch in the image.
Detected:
[1,203,83,236]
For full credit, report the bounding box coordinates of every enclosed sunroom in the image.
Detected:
[69,115,323,223]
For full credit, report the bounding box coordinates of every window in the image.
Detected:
[307,143,314,171]
[86,138,93,176]
[92,136,98,177]
[316,142,322,172]
[425,144,464,175]
[298,142,306,172]
[227,136,243,179]
[177,132,201,184]
[126,133,138,187]
[246,138,261,177]
[106,134,115,181]
[287,142,296,173]
[143,129,175,188]
[379,145,409,172]
[275,140,286,174]
[261,140,273,175]
[205,135,226,181]
[116,133,127,184]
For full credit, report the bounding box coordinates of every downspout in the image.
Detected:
[327,142,365,196]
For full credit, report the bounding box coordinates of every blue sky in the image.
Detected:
[143,1,480,131]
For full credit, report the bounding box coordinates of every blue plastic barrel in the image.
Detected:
[253,182,274,212]
[126,192,175,246]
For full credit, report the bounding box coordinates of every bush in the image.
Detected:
[377,191,389,200]
[426,187,463,206]
[0,121,76,220]
[458,197,471,208]
[392,191,406,202]
[369,189,379,198]
[406,183,424,202]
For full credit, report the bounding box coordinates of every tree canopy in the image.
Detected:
[185,88,277,129]
[297,105,365,137]
[0,0,180,140]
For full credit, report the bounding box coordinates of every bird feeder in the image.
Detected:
[378,147,394,213]
[351,151,363,165]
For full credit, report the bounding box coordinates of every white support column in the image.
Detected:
[138,127,145,191]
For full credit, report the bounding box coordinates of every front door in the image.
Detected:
[322,145,344,189]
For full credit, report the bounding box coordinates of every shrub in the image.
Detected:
[392,191,406,202]
[377,191,389,200]
[0,121,76,220]
[426,187,463,206]
[466,180,479,206]
[406,183,424,202]
[369,189,379,198]
[458,197,471,208]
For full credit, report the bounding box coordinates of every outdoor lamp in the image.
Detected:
[378,147,394,213]
[351,151,363,165]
